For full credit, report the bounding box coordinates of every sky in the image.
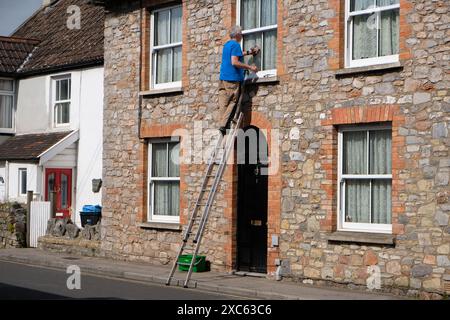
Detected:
[0,0,42,36]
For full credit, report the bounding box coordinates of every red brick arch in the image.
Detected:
[224,110,282,275]
[320,105,406,235]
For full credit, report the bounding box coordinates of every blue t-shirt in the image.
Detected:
[220,40,244,82]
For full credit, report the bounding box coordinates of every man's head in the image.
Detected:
[229,25,243,42]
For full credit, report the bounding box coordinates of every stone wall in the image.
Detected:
[102,0,449,297]
[38,236,101,257]
[0,203,27,248]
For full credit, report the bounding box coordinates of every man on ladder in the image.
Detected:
[218,25,259,135]
[166,26,260,288]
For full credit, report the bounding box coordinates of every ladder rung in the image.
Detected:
[196,203,208,206]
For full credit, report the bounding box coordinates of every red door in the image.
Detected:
[45,168,72,218]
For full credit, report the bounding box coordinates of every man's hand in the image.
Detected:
[249,45,261,56]
[249,65,258,73]
[231,56,259,73]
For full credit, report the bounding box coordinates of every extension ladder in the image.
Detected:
[166,83,246,288]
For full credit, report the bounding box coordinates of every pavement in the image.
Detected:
[0,248,404,300]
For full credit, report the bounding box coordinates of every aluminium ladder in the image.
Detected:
[166,82,246,288]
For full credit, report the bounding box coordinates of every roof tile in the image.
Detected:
[12,0,104,74]
[0,131,72,160]
[0,37,38,75]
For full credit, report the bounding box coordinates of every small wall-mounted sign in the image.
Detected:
[272,235,279,247]
[92,179,102,193]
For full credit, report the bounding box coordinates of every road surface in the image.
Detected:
[0,260,244,300]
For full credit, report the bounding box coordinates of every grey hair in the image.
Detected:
[229,25,243,38]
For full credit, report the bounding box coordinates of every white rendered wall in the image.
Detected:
[15,70,83,134]
[0,166,5,202]
[75,67,103,226]
[7,163,40,203]
[15,76,49,133]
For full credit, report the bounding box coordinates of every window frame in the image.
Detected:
[52,76,71,127]
[237,0,278,78]
[0,78,15,133]
[345,0,400,68]
[150,5,183,90]
[18,168,27,196]
[147,138,181,223]
[337,124,393,234]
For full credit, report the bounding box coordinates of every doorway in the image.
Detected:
[45,168,72,218]
[236,126,268,273]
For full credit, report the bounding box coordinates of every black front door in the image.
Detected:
[237,126,268,273]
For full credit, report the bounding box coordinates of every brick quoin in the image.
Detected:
[140,0,189,91]
[139,122,189,225]
[223,111,282,274]
[320,105,406,235]
[327,0,413,70]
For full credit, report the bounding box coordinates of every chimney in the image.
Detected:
[42,0,57,7]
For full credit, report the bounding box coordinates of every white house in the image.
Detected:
[0,0,104,226]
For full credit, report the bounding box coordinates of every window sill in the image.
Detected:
[327,231,395,246]
[137,221,182,231]
[335,62,403,78]
[244,75,279,85]
[139,87,183,97]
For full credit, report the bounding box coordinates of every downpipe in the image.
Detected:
[138,0,143,140]
[275,265,282,281]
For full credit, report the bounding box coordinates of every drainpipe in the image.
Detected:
[5,160,9,200]
[275,265,282,281]
[275,258,282,281]
[138,0,143,140]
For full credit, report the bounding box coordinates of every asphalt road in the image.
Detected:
[0,260,242,300]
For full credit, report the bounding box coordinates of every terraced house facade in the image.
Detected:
[99,0,449,297]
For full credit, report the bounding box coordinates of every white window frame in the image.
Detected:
[150,5,183,90]
[52,76,71,127]
[0,78,15,133]
[18,168,27,196]
[345,0,400,68]
[337,124,392,234]
[237,0,278,78]
[147,138,181,223]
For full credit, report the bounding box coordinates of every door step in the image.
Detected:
[233,271,267,278]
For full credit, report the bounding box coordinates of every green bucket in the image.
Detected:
[178,254,206,272]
